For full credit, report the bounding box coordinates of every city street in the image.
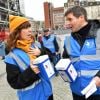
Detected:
[0,34,73,100]
[0,0,100,99]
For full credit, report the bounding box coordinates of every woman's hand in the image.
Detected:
[30,61,40,74]
[93,76,100,87]
[28,46,41,56]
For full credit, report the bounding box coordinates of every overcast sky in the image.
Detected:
[24,0,99,21]
[24,0,67,21]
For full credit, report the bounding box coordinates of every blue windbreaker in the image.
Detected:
[5,48,52,100]
[64,28,100,95]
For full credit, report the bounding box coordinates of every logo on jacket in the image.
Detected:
[85,41,94,48]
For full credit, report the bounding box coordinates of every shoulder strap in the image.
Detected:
[9,52,27,70]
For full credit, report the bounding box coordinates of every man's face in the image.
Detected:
[65,13,84,32]
[44,31,50,36]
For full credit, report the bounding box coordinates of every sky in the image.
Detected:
[24,0,99,21]
[24,0,67,21]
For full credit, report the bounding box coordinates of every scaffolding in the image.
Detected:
[0,0,22,40]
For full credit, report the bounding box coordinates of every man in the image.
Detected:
[63,6,100,100]
[41,29,60,75]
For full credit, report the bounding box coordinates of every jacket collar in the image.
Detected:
[87,20,100,38]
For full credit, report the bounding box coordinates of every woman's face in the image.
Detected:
[20,27,32,41]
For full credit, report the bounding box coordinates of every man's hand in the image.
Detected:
[93,76,100,87]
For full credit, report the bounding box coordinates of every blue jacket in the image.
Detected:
[0,41,5,56]
[64,21,100,95]
[42,35,56,53]
[5,48,52,100]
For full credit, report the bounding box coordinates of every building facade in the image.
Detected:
[64,0,100,20]
[53,7,64,29]
[0,0,22,40]
[44,1,100,30]
[44,2,65,29]
[19,0,25,15]
[43,2,54,29]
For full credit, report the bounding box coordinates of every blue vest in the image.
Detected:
[64,30,100,95]
[5,48,52,100]
[42,35,56,53]
[0,41,5,56]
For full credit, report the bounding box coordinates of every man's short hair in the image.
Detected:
[43,29,49,32]
[64,6,87,21]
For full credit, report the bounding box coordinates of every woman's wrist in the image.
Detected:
[30,64,40,74]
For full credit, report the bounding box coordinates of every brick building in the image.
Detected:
[44,2,64,29]
[44,2,54,29]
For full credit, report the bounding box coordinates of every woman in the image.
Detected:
[4,15,53,100]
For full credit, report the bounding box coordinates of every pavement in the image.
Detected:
[0,59,73,100]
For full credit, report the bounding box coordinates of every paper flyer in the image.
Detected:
[81,80,97,99]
